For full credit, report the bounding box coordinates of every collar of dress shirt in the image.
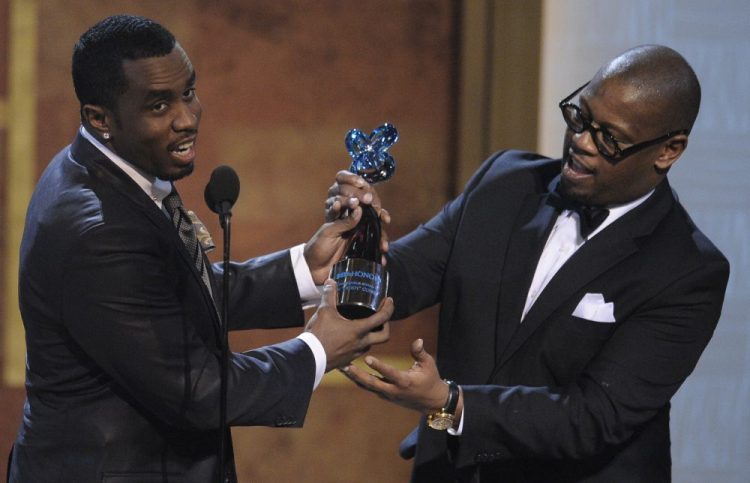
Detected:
[79,125,172,208]
[562,187,655,240]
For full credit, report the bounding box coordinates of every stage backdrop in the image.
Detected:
[537,1,750,482]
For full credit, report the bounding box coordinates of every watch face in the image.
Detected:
[427,412,454,431]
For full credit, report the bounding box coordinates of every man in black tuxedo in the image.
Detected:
[337,45,729,481]
[8,15,393,483]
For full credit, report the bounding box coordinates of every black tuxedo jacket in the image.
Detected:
[388,150,729,482]
[9,133,315,482]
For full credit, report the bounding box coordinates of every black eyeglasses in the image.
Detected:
[559,82,689,162]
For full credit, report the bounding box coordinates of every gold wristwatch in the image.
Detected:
[427,380,460,431]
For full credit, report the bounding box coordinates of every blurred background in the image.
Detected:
[1,1,747,481]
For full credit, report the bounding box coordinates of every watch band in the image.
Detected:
[443,380,459,415]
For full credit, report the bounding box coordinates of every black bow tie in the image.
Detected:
[548,187,609,239]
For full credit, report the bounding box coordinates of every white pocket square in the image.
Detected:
[572,293,616,323]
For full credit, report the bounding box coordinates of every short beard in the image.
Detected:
[161,162,194,181]
[559,172,595,206]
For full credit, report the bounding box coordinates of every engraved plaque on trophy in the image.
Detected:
[331,123,398,319]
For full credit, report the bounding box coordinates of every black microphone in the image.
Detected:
[204,165,240,217]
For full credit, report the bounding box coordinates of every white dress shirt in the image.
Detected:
[79,126,326,389]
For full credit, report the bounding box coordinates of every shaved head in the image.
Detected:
[593,45,701,134]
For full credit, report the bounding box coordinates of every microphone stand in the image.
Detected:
[218,207,231,483]
[204,165,240,483]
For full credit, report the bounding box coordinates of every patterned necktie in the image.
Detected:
[163,189,214,298]
[548,185,610,239]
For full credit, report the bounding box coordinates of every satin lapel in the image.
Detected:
[70,134,221,330]
[493,192,559,365]
[497,232,637,366]
[496,180,674,368]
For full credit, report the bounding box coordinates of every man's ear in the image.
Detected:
[81,104,113,141]
[654,134,688,174]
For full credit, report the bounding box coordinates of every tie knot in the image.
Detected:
[549,185,609,239]
[576,205,609,239]
[163,189,183,216]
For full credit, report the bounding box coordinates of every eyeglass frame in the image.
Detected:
[559,81,690,163]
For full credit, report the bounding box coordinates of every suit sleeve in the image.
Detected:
[60,220,314,431]
[455,255,729,465]
[387,152,503,319]
[211,249,306,331]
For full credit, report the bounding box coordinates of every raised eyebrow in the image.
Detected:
[185,70,196,89]
[144,71,197,103]
[144,88,174,103]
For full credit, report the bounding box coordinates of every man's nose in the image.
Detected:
[572,127,598,156]
[173,100,200,131]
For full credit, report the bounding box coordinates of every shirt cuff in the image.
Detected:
[290,244,323,309]
[447,405,465,436]
[296,331,326,390]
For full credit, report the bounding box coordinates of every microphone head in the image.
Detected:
[204,165,240,215]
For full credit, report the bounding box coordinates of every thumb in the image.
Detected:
[328,205,362,236]
[319,279,338,309]
[410,338,429,362]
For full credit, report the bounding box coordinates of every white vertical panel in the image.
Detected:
[538,1,750,481]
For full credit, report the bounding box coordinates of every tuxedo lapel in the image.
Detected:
[496,180,675,368]
[498,230,637,366]
[493,191,559,367]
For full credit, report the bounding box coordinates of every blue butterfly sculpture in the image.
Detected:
[345,123,398,183]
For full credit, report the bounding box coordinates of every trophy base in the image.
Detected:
[330,257,388,321]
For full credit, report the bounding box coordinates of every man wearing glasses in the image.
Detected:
[334,44,729,481]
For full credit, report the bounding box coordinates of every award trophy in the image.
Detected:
[331,123,398,319]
